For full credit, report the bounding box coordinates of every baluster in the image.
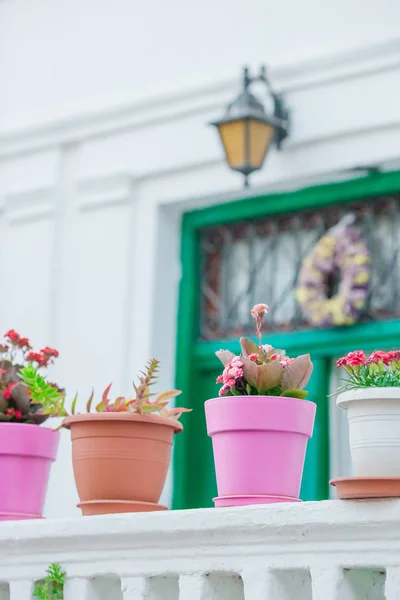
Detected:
[311,568,354,600]
[9,580,34,600]
[385,567,400,600]
[179,574,212,600]
[121,576,149,600]
[64,577,101,600]
[242,569,285,600]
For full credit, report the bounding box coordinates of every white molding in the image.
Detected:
[0,38,399,159]
[77,174,132,212]
[0,501,395,597]
[0,500,399,573]
[3,186,54,224]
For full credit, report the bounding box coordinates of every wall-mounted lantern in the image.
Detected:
[210,65,290,187]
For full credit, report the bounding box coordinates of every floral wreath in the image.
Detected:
[295,216,371,327]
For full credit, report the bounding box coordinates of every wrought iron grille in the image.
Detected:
[199,195,400,340]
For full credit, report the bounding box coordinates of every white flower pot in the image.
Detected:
[337,387,400,477]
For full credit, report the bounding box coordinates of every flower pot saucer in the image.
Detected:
[330,477,400,499]
[77,499,168,516]
[213,494,302,507]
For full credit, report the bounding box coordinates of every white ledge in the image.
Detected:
[0,499,399,559]
[0,500,397,598]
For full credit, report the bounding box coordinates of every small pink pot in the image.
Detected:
[0,423,60,520]
[205,395,316,505]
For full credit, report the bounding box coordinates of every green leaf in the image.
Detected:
[86,390,94,413]
[141,403,165,413]
[239,337,261,357]
[281,389,308,399]
[281,354,313,390]
[245,383,252,395]
[70,393,78,415]
[155,390,182,403]
[242,358,283,394]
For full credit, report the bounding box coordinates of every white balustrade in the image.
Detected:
[0,500,397,599]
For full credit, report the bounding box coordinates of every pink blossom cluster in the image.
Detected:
[248,348,293,368]
[337,350,400,368]
[270,353,293,368]
[216,357,244,396]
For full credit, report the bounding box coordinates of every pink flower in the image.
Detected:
[367,350,391,365]
[217,356,244,393]
[269,352,293,368]
[250,304,269,319]
[262,344,273,352]
[336,351,366,368]
[280,357,293,368]
[248,353,259,362]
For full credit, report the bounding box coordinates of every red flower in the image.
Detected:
[25,351,48,367]
[18,337,31,350]
[385,350,400,362]
[4,329,20,344]
[0,369,6,375]
[14,410,22,420]
[336,351,366,368]
[5,408,14,415]
[216,374,223,384]
[40,346,59,358]
[367,350,391,365]
[3,382,17,400]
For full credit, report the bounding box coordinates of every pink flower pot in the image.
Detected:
[0,423,60,520]
[205,395,316,506]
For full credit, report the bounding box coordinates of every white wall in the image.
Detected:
[0,0,400,517]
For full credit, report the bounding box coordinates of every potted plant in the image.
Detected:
[62,358,190,515]
[0,330,64,520]
[205,303,316,507]
[336,350,400,478]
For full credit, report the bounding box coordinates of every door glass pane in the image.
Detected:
[199,195,400,340]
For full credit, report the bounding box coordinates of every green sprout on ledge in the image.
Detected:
[33,563,65,600]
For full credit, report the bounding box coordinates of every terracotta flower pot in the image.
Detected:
[62,413,182,515]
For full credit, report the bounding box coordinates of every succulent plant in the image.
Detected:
[216,304,313,399]
[66,359,191,421]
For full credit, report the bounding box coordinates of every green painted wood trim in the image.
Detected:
[172,216,201,509]
[173,170,400,510]
[300,357,330,501]
[193,319,400,371]
[183,170,400,230]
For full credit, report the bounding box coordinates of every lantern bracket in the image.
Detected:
[243,65,290,149]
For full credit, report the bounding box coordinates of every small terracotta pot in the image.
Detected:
[62,413,182,514]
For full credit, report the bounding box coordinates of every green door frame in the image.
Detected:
[173,171,400,510]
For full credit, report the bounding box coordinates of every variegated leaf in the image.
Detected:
[282,354,313,390]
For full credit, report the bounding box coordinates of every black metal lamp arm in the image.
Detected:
[243,65,290,149]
